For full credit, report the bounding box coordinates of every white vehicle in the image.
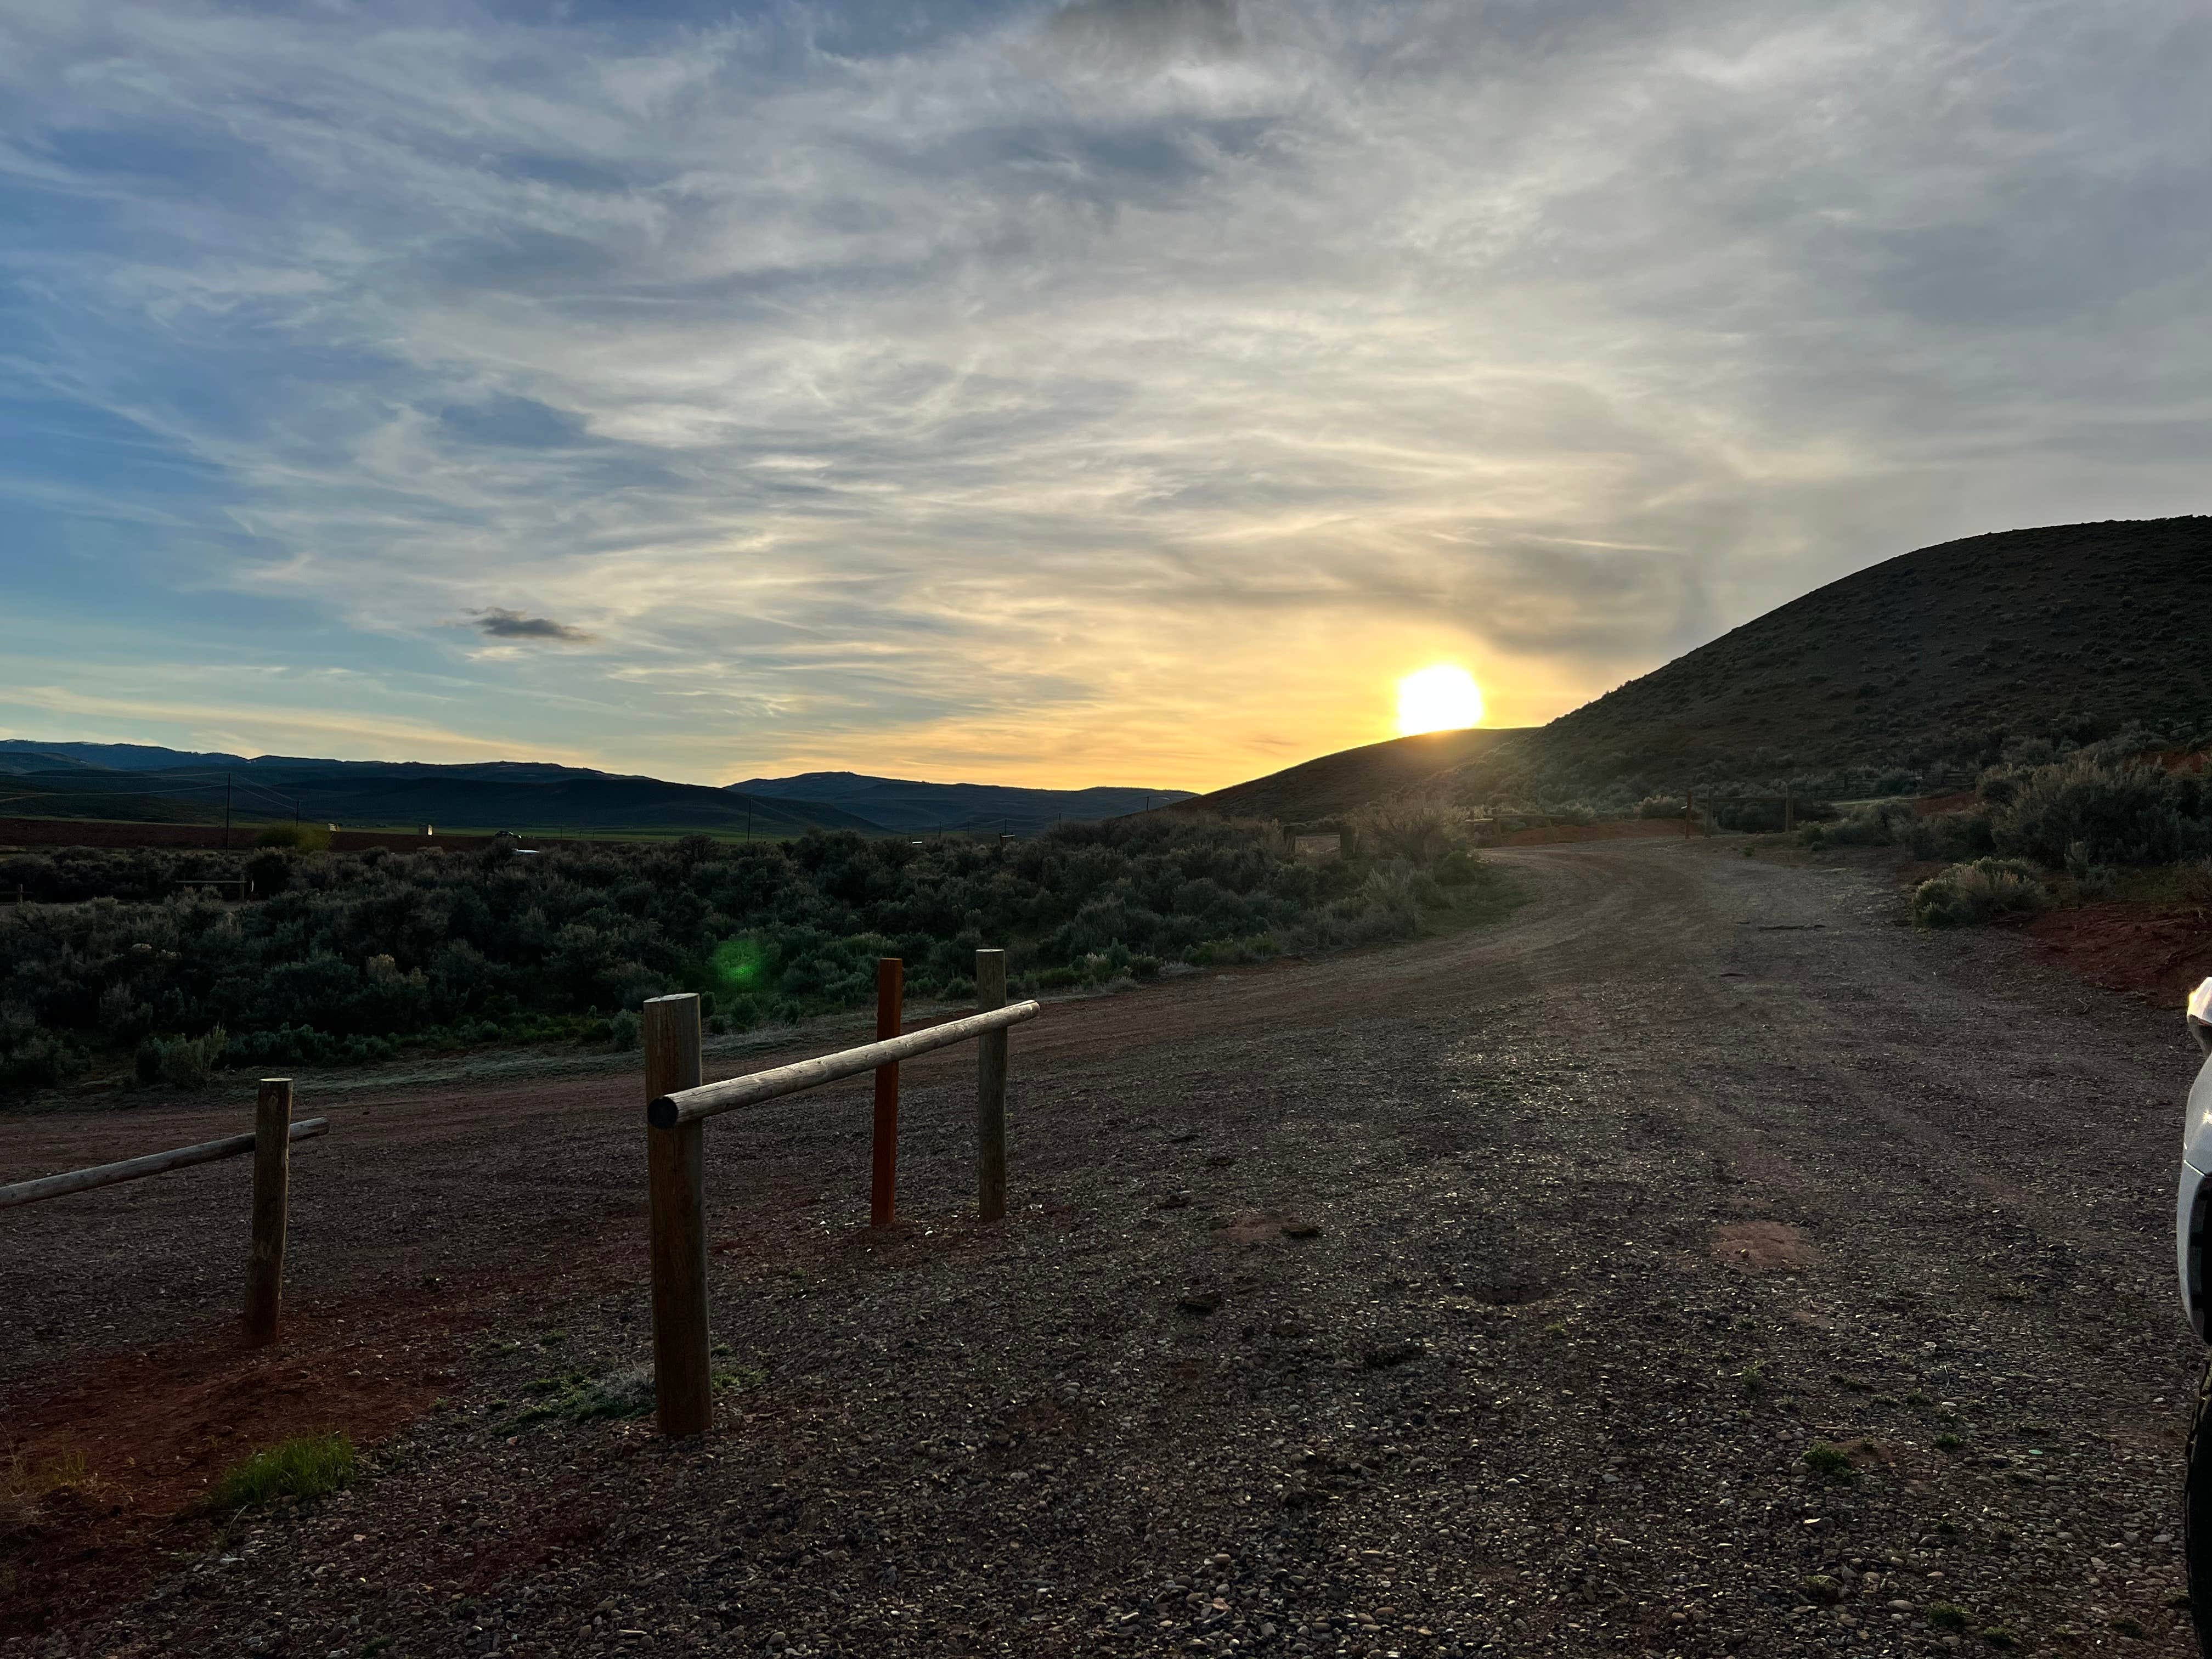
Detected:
[2180,975,2212,1642]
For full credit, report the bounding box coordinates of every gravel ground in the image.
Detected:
[3,838,2205,1658]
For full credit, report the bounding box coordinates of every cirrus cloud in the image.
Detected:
[0,0,2205,788]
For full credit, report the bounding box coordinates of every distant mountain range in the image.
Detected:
[0,742,1192,839]
[727,771,1189,836]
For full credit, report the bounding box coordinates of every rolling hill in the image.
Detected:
[1453,516,2212,800]
[1173,727,1528,822]
[1189,516,2212,817]
[0,744,1193,839]
[729,772,1192,837]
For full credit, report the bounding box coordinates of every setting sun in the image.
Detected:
[1396,664,1485,736]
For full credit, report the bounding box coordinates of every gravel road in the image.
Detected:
[3,838,2204,1658]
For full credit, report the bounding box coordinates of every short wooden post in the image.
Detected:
[644,994,711,1437]
[975,949,1008,1223]
[243,1077,292,1345]
[869,957,904,1226]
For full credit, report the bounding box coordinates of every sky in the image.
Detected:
[1,0,2207,792]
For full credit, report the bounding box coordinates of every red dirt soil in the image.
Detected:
[2,1290,468,1630]
[2026,899,2212,1007]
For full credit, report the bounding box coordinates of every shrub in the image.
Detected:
[1815,801,1913,848]
[1346,800,1456,864]
[211,1432,357,1510]
[1638,795,1686,820]
[1911,859,2053,928]
[2179,858,2212,907]
[1993,755,2212,867]
[607,1009,640,1051]
[1908,810,1995,864]
[0,814,1511,1094]
[1802,1442,1855,1480]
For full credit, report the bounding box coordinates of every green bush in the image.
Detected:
[132,1026,228,1089]
[1993,755,2211,866]
[1908,810,1996,863]
[211,1432,357,1510]
[1911,859,2053,928]
[607,1009,640,1051]
[1812,800,1914,848]
[1638,795,1686,820]
[0,817,1514,1092]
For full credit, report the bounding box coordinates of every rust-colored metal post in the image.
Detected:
[243,1077,293,1345]
[644,994,711,1437]
[975,949,1008,1223]
[870,957,904,1226]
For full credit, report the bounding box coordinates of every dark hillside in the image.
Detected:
[1444,516,2212,800]
[729,772,1193,836]
[0,766,878,838]
[1178,727,1527,822]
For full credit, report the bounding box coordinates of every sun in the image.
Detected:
[1396,664,1485,736]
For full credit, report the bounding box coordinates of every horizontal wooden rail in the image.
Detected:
[0,1117,329,1210]
[646,1001,1041,1130]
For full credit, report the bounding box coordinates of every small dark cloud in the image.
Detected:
[470,608,597,644]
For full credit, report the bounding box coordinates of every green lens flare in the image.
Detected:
[712,936,765,991]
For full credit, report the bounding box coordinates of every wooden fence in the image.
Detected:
[0,1080,327,1345]
[640,948,1041,1436]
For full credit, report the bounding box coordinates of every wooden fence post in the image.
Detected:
[870,957,904,1226]
[242,1077,292,1345]
[975,949,1008,1223]
[644,994,711,1437]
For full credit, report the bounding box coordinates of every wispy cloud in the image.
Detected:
[0,0,2205,787]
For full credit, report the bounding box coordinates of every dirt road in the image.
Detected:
[3,839,2203,1656]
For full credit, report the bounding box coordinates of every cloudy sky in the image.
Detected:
[2,0,2206,791]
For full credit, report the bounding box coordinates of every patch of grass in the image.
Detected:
[2,1449,95,1525]
[1739,1361,1768,1397]
[211,1433,357,1511]
[1935,1433,1965,1451]
[1924,1602,1970,1629]
[1979,1627,2019,1650]
[2110,1615,2145,1638]
[713,1366,768,1393]
[503,1368,653,1432]
[1801,1442,1855,1480]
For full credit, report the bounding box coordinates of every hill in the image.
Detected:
[1451,516,2212,801]
[729,772,1193,837]
[0,745,1194,840]
[0,763,877,838]
[1175,727,1527,822]
[1190,517,2212,817]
